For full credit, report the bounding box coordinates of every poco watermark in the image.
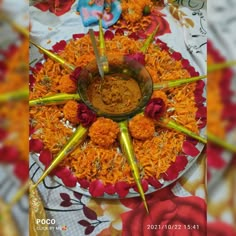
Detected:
[35,218,67,231]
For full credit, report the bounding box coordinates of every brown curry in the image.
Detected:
[87,74,141,114]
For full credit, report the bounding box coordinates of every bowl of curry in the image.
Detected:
[77,55,153,121]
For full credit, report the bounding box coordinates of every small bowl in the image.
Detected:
[77,55,153,121]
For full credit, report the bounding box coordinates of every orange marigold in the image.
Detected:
[63,100,80,124]
[151,90,168,105]
[89,117,119,148]
[129,114,155,140]
[57,74,77,93]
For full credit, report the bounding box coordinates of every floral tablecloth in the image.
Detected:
[28,1,207,236]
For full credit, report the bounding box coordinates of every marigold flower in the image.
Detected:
[89,117,119,148]
[63,100,80,124]
[58,74,77,93]
[129,114,155,140]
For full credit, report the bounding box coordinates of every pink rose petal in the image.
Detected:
[29,139,44,153]
[182,141,200,157]
[146,177,162,189]
[14,161,28,182]
[0,146,19,162]
[62,174,77,188]
[54,167,71,179]
[115,29,124,36]
[104,30,114,40]
[104,183,116,195]
[163,166,179,181]
[73,33,85,40]
[133,179,149,193]
[171,52,182,61]
[89,180,105,197]
[78,178,90,189]
[52,40,67,53]
[115,181,131,198]
[181,59,190,69]
[174,155,188,171]
[39,149,52,168]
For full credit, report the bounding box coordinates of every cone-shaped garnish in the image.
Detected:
[29,181,50,236]
[119,121,149,214]
[159,118,207,144]
[140,24,159,53]
[153,74,206,90]
[208,60,236,72]
[0,13,29,38]
[29,93,80,106]
[98,18,109,73]
[32,125,88,189]
[30,40,75,71]
[0,88,28,102]
[2,180,30,213]
[208,132,236,153]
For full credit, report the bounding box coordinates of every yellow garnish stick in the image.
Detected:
[208,132,236,153]
[141,24,159,53]
[159,118,207,144]
[0,88,29,102]
[208,61,236,72]
[3,180,30,213]
[32,126,88,189]
[153,74,206,90]
[1,13,75,71]
[119,121,149,214]
[98,18,109,73]
[29,93,80,106]
[30,40,75,71]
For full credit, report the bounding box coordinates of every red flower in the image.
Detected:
[124,52,145,66]
[77,103,97,127]
[34,0,75,17]
[121,188,206,236]
[29,139,44,153]
[14,161,28,182]
[104,30,114,40]
[182,141,200,157]
[144,98,166,120]
[70,67,82,82]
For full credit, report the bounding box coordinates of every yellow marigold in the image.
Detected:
[129,114,155,140]
[89,117,119,148]
[63,100,80,124]
[152,90,168,105]
[58,74,77,93]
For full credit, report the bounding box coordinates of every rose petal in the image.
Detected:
[104,183,116,195]
[115,181,131,198]
[29,74,36,90]
[133,179,149,193]
[73,34,85,40]
[182,141,200,157]
[174,155,188,171]
[14,161,28,182]
[29,139,44,153]
[61,174,77,187]
[52,40,67,53]
[0,128,8,141]
[181,59,190,69]
[104,30,114,40]
[196,106,207,119]
[115,29,124,36]
[54,167,71,179]
[89,180,105,197]
[146,177,162,189]
[0,146,19,162]
[128,32,139,40]
[78,178,90,189]
[163,166,179,181]
[39,149,52,168]
[171,52,182,61]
